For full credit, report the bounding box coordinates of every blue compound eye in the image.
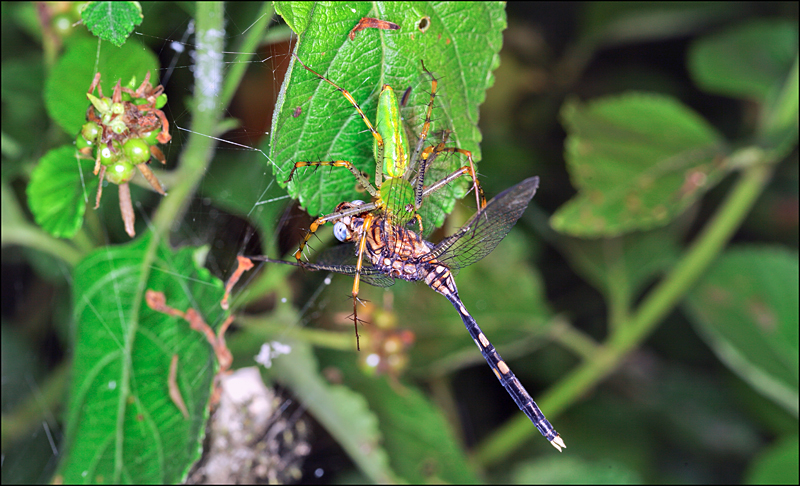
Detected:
[334,222,348,242]
[351,199,365,206]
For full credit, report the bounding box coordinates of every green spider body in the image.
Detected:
[373,83,415,227]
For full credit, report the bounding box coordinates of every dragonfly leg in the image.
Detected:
[292,202,378,262]
[284,160,378,198]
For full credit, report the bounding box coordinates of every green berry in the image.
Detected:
[98,140,121,166]
[123,138,151,165]
[141,130,160,146]
[155,93,168,109]
[105,160,135,184]
[81,122,101,143]
[76,134,93,151]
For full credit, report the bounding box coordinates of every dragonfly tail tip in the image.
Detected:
[550,435,566,452]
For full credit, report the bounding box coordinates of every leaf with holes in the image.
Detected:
[552,93,728,238]
[271,2,506,233]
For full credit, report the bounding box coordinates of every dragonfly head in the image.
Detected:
[332,199,368,242]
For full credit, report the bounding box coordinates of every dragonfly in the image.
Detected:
[251,176,566,451]
[282,57,487,333]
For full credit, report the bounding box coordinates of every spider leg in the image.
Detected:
[285,160,377,198]
[293,54,385,185]
[350,212,376,351]
[407,60,439,181]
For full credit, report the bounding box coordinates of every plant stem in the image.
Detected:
[1,181,83,267]
[149,3,225,242]
[473,162,774,466]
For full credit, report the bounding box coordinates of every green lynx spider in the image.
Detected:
[284,56,487,347]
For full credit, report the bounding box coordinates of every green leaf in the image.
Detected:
[45,36,159,137]
[271,340,398,483]
[552,93,727,237]
[273,1,313,35]
[511,456,642,484]
[271,1,506,233]
[744,434,800,485]
[684,246,799,416]
[688,21,799,160]
[81,1,143,47]
[59,235,228,483]
[27,146,98,239]
[688,20,798,105]
[318,349,479,484]
[559,226,681,299]
[761,53,799,159]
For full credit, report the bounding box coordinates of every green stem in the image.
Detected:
[0,361,70,451]
[149,3,225,242]
[473,162,774,466]
[604,237,631,333]
[235,314,357,351]
[1,181,83,267]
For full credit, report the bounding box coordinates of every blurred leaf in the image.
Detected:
[744,434,800,485]
[689,20,799,160]
[0,57,46,161]
[511,456,641,484]
[580,2,738,47]
[27,146,98,239]
[81,1,143,47]
[45,36,159,136]
[685,246,799,416]
[560,226,681,298]
[761,54,799,160]
[688,20,798,105]
[271,340,397,483]
[59,235,227,483]
[318,349,479,483]
[552,93,727,237]
[271,1,506,234]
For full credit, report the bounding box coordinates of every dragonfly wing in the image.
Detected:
[422,177,539,270]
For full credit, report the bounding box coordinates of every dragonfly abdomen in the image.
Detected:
[440,289,565,451]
